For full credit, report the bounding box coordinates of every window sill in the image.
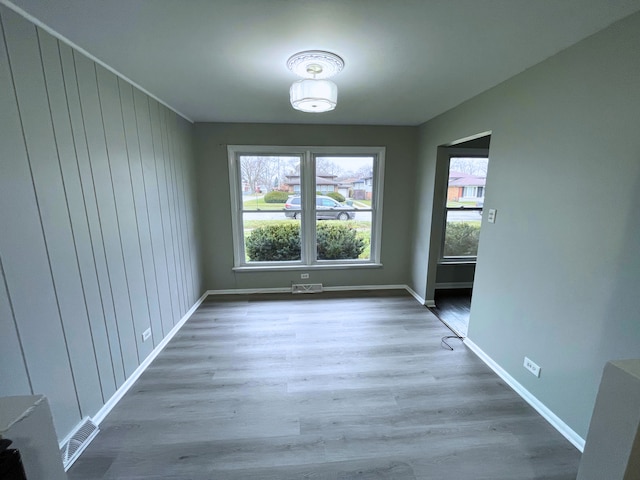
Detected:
[438,258,477,265]
[233,263,383,272]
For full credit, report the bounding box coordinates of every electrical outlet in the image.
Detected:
[300,273,309,279]
[142,328,151,342]
[524,356,541,377]
[487,208,497,223]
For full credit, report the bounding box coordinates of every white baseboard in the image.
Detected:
[324,284,407,292]
[404,285,426,305]
[463,338,585,452]
[89,291,208,427]
[207,284,410,296]
[207,287,291,295]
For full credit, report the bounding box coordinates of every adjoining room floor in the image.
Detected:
[430,289,472,337]
[68,290,580,480]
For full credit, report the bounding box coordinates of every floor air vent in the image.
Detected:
[60,417,99,470]
[292,283,323,294]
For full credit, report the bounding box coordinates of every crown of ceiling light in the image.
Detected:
[287,50,344,113]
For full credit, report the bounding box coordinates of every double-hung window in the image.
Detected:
[228,145,385,269]
[442,155,489,261]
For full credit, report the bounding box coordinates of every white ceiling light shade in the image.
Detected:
[289,79,338,113]
[287,50,344,113]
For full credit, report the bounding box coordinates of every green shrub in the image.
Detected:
[316,223,365,260]
[246,223,301,261]
[263,191,289,203]
[245,222,364,261]
[325,191,345,203]
[443,222,480,256]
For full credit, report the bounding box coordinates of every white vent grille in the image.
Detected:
[292,283,323,294]
[60,417,99,470]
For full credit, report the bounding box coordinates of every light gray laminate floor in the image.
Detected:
[68,290,580,479]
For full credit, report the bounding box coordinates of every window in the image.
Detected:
[443,156,489,260]
[228,146,385,269]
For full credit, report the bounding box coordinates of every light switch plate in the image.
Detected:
[487,208,497,223]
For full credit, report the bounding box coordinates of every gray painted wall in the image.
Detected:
[410,11,640,438]
[195,123,418,291]
[0,6,202,441]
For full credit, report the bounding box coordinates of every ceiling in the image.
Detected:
[5,0,640,125]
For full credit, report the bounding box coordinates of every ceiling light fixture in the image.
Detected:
[287,50,344,113]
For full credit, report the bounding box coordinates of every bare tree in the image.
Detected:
[316,158,343,177]
[449,157,488,176]
[240,156,272,193]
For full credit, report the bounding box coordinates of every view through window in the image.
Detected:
[443,156,489,259]
[228,146,384,268]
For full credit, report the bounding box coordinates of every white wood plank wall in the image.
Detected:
[0,6,202,440]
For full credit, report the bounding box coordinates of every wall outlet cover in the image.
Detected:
[524,356,541,377]
[142,328,152,342]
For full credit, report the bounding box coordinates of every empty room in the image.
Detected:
[1,1,639,479]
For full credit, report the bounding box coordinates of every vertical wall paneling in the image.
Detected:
[173,115,195,304]
[181,117,201,298]
[74,56,140,376]
[149,99,180,323]
[0,255,32,396]
[37,28,107,414]
[96,66,153,361]
[0,7,80,434]
[62,47,124,388]
[0,6,201,443]
[56,42,117,398]
[4,11,98,419]
[133,90,174,337]
[118,79,163,347]
[165,109,188,312]
[159,105,184,316]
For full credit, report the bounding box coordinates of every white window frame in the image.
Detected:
[228,145,385,270]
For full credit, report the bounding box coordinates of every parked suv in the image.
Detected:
[284,195,355,220]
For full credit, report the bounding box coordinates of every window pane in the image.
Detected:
[243,213,301,263]
[447,157,488,207]
[239,154,299,210]
[443,210,481,257]
[315,156,373,261]
[444,156,488,258]
[239,155,301,263]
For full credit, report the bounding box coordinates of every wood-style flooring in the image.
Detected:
[430,289,472,337]
[68,290,580,479]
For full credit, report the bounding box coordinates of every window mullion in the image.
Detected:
[301,151,315,265]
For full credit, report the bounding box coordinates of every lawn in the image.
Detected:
[242,198,285,210]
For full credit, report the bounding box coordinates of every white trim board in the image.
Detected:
[463,338,586,452]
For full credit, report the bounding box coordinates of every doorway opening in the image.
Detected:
[428,134,491,338]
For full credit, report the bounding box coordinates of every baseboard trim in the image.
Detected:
[324,284,407,292]
[207,287,291,295]
[463,338,585,452]
[90,291,208,427]
[207,284,410,296]
[404,285,426,305]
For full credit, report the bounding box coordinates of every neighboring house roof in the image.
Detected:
[448,171,486,187]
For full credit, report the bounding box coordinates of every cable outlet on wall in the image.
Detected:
[524,356,541,377]
[142,328,151,342]
[300,273,309,279]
